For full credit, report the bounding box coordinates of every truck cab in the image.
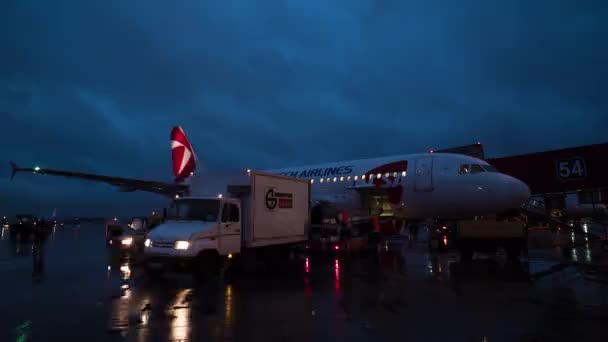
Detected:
[143,197,242,273]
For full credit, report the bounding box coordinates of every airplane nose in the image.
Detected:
[511,177,531,207]
[495,174,531,211]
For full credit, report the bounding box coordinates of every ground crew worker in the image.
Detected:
[338,210,352,253]
[409,222,419,241]
[32,218,48,279]
[342,210,352,237]
[368,209,382,252]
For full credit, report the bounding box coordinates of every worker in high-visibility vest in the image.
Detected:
[342,210,351,230]
[371,215,380,233]
[374,208,383,232]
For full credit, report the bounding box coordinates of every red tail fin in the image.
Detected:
[170,126,197,182]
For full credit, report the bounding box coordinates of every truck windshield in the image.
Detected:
[168,199,220,222]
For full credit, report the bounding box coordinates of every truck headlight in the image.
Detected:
[174,241,190,250]
[144,239,151,247]
[121,237,133,246]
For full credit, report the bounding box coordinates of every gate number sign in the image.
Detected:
[556,157,586,180]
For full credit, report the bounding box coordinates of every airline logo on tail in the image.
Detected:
[171,126,197,182]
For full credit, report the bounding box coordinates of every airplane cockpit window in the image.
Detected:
[470,164,485,174]
[482,165,499,172]
[458,164,470,174]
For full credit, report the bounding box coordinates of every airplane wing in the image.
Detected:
[10,162,187,197]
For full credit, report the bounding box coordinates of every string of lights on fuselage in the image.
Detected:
[247,168,407,184]
[311,170,407,184]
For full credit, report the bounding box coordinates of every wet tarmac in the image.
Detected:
[1,224,608,341]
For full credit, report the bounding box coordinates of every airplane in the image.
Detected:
[10,126,531,221]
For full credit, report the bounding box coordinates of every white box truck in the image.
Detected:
[142,171,311,279]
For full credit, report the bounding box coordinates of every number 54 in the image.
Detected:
[558,159,585,179]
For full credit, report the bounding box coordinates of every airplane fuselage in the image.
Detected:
[189,153,530,220]
[264,152,530,220]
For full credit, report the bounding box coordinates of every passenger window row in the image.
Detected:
[459,163,499,174]
[311,171,407,184]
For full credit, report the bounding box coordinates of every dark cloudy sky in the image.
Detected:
[1,0,607,217]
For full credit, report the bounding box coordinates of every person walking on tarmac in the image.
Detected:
[338,210,352,253]
[368,208,382,251]
[32,217,49,280]
[408,222,420,241]
[341,211,352,239]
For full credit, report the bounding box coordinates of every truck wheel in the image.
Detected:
[10,229,18,242]
[428,238,437,251]
[145,267,164,280]
[460,247,473,262]
[506,246,521,262]
[242,249,258,273]
[143,261,164,280]
[194,251,219,282]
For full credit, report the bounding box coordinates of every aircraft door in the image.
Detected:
[414,156,434,192]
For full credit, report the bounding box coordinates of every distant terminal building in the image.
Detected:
[487,143,608,221]
[487,143,608,196]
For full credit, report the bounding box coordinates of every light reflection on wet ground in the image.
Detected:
[0,224,607,341]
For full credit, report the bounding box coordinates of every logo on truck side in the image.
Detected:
[265,188,293,211]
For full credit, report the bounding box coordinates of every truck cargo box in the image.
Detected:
[242,171,311,248]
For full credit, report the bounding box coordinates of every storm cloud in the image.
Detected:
[1,0,607,217]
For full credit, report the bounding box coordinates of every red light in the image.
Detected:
[443,236,448,246]
[334,245,340,250]
[442,226,446,230]
[334,258,340,292]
